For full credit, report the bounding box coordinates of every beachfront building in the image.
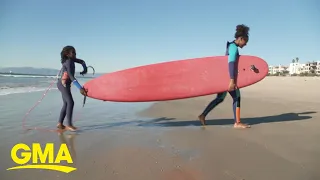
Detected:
[288,62,302,75]
[288,61,320,75]
[268,58,320,76]
[317,61,320,75]
[306,61,320,75]
[268,65,289,75]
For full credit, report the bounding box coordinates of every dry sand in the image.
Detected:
[1,76,319,180]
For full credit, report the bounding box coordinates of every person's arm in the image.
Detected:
[65,61,83,90]
[228,44,238,81]
[74,58,87,75]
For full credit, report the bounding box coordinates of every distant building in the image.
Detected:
[306,61,320,75]
[268,65,288,75]
[288,61,320,75]
[289,62,302,75]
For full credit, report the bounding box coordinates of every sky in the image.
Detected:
[0,0,319,73]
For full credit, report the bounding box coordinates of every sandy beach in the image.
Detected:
[1,76,319,180]
[138,76,320,180]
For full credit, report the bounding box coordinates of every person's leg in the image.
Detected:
[198,92,227,125]
[59,84,76,131]
[64,87,76,130]
[228,89,250,128]
[57,98,67,129]
[57,82,67,129]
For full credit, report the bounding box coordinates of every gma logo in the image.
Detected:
[7,143,77,173]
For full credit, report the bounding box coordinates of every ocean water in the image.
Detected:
[0,74,161,144]
[0,75,57,95]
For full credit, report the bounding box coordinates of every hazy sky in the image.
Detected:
[1,0,319,73]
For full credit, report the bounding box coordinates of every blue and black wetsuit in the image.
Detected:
[57,59,86,126]
[200,41,241,123]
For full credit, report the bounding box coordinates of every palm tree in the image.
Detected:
[295,57,299,63]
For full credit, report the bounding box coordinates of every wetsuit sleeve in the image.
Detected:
[74,58,87,71]
[65,61,82,90]
[228,44,238,79]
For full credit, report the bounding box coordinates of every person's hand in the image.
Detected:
[80,88,87,96]
[80,68,87,76]
[228,79,237,91]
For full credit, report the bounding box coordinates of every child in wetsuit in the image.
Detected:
[198,24,251,129]
[57,46,87,131]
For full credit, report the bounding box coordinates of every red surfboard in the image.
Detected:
[83,55,268,102]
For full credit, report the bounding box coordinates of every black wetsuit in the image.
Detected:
[57,59,86,126]
[200,41,241,123]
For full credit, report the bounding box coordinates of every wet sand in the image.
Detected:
[1,77,319,180]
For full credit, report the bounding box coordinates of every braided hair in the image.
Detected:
[234,24,250,41]
[60,46,75,64]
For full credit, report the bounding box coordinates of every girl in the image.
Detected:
[198,24,251,129]
[57,46,87,131]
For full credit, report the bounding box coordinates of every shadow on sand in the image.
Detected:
[79,111,316,131]
[79,117,175,131]
[139,111,317,127]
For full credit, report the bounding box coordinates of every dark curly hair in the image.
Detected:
[60,46,75,64]
[234,24,250,41]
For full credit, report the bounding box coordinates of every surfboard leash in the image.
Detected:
[80,65,94,108]
[81,66,95,108]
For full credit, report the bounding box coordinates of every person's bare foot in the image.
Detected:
[198,114,206,126]
[65,126,77,131]
[234,123,251,129]
[57,123,65,129]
